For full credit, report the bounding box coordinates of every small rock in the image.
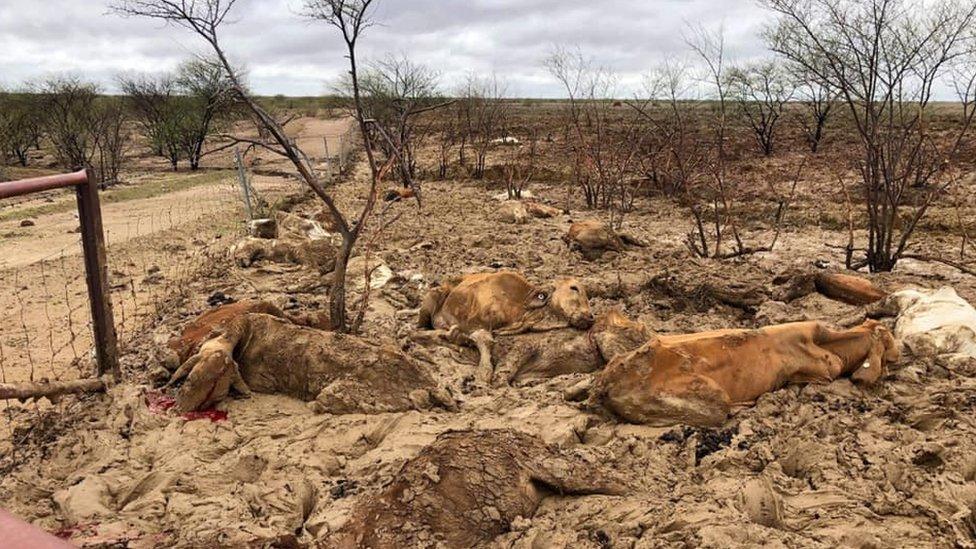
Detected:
[739,476,784,528]
[20,219,35,227]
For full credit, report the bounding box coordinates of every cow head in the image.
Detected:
[528,278,594,330]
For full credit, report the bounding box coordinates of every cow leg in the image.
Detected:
[230,364,253,398]
[492,344,534,388]
[468,329,495,386]
[166,354,201,388]
[409,328,457,346]
[648,375,733,427]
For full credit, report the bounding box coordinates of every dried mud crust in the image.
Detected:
[4,173,976,548]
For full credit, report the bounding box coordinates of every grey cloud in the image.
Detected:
[0,0,770,97]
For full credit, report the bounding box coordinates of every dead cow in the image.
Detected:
[492,309,651,387]
[775,271,887,306]
[326,430,625,548]
[419,271,594,333]
[498,201,563,224]
[164,300,332,370]
[231,237,336,272]
[591,320,899,427]
[870,286,976,359]
[564,219,645,260]
[165,300,285,368]
[415,271,594,383]
[167,313,454,414]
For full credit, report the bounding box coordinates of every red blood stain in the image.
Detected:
[143,390,228,423]
[53,522,99,539]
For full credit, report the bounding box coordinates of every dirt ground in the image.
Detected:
[4,114,976,547]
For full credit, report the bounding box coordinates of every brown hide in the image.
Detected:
[493,309,651,386]
[592,320,899,427]
[326,430,625,548]
[564,219,644,260]
[232,237,336,272]
[170,313,453,414]
[775,272,887,306]
[418,271,594,334]
[815,273,887,305]
[166,301,285,365]
[524,201,562,218]
[384,187,416,201]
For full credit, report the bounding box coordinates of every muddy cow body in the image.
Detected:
[168,313,454,414]
[415,271,594,383]
[592,320,899,427]
[563,219,645,260]
[492,309,651,386]
[165,300,330,369]
[418,271,594,334]
[327,430,625,548]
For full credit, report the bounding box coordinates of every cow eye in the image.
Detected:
[537,292,547,300]
[570,285,579,292]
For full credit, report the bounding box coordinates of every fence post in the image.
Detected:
[322,137,332,183]
[74,172,119,380]
[234,147,253,222]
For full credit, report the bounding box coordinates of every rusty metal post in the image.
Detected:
[74,173,119,380]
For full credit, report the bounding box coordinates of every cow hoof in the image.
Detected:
[564,378,593,402]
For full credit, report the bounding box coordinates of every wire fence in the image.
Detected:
[0,117,357,451]
[0,171,280,445]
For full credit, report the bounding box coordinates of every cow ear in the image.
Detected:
[527,286,553,309]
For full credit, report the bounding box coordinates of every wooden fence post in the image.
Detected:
[75,172,119,380]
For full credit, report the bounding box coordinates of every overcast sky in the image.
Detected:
[0,0,772,97]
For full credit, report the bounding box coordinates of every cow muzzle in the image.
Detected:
[572,313,595,330]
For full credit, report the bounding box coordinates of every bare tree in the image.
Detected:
[546,46,644,225]
[458,74,509,179]
[764,0,976,272]
[683,25,747,257]
[38,77,130,185]
[174,58,235,170]
[112,0,384,332]
[0,91,43,167]
[336,55,447,190]
[502,132,538,199]
[726,60,795,156]
[791,64,837,152]
[119,73,182,168]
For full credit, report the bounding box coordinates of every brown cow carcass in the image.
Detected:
[563,219,645,260]
[492,309,651,387]
[418,271,593,333]
[591,320,899,427]
[415,271,594,382]
[325,430,625,548]
[497,200,563,224]
[231,237,336,272]
[167,313,454,414]
[774,271,888,306]
[163,300,329,370]
[232,211,338,272]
